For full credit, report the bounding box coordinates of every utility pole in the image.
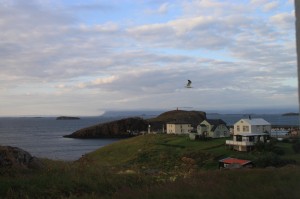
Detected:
[295,0,300,126]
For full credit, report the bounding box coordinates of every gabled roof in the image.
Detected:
[237,118,270,126]
[202,119,227,131]
[219,157,252,165]
[204,119,227,126]
[167,121,191,125]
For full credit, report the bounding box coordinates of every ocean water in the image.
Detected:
[0,117,120,161]
[206,113,300,126]
[0,113,299,161]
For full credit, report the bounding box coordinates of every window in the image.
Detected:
[237,125,240,132]
[243,126,249,132]
[236,135,242,141]
[249,136,254,142]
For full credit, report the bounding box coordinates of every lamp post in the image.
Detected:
[148,124,151,134]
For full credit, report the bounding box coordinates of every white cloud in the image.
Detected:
[270,12,295,29]
[263,1,280,11]
[0,0,297,116]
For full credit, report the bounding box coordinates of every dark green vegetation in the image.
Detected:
[1,134,300,198]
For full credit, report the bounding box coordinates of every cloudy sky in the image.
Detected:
[0,0,297,116]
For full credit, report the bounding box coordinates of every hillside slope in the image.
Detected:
[64,109,207,138]
[1,134,300,198]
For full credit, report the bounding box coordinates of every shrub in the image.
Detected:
[254,153,296,168]
[272,146,285,155]
[292,141,300,153]
[254,139,284,155]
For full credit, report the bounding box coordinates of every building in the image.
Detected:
[166,122,193,135]
[196,119,230,138]
[226,118,271,152]
[219,157,253,169]
[233,118,271,135]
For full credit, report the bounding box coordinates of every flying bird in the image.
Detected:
[185,80,192,88]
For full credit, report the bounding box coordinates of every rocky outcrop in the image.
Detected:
[64,110,207,138]
[64,117,148,139]
[0,146,42,169]
[148,110,206,130]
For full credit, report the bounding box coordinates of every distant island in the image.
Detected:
[56,116,80,120]
[282,112,299,116]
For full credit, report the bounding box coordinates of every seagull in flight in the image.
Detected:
[185,80,192,88]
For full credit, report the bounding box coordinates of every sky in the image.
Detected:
[0,0,298,116]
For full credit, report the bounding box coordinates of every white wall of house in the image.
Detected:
[233,119,271,135]
[166,123,192,134]
[197,120,210,135]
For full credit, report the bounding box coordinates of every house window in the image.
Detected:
[237,125,240,132]
[236,135,242,141]
[249,136,254,142]
[243,126,249,132]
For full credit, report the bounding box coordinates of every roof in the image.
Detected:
[167,121,191,125]
[206,119,227,125]
[237,118,270,126]
[235,133,268,136]
[204,119,227,131]
[219,157,252,165]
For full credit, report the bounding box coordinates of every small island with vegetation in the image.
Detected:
[282,112,299,116]
[56,116,80,120]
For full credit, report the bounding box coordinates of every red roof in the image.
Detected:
[219,157,251,165]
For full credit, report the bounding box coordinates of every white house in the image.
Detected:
[233,118,271,135]
[166,122,193,135]
[226,118,271,152]
[197,119,230,138]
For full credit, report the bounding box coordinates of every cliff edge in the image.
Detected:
[64,117,148,139]
[64,110,206,139]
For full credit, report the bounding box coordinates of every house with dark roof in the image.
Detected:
[196,119,230,138]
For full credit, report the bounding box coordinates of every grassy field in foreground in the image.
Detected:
[0,134,300,198]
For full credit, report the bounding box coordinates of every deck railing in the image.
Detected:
[225,140,255,146]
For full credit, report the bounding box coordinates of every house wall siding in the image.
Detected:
[197,120,230,138]
[167,123,192,134]
[233,119,271,135]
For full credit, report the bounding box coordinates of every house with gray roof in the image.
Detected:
[226,118,271,152]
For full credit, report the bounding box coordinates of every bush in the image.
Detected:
[292,141,300,153]
[254,140,285,155]
[254,153,296,168]
[272,146,285,155]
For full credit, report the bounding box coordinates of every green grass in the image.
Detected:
[1,134,300,198]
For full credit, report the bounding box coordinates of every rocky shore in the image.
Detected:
[0,146,42,169]
[64,117,148,138]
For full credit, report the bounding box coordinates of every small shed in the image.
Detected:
[219,157,253,169]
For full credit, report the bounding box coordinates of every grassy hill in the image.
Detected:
[1,134,300,198]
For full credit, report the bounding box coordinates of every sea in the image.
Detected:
[0,113,299,161]
[0,116,121,161]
